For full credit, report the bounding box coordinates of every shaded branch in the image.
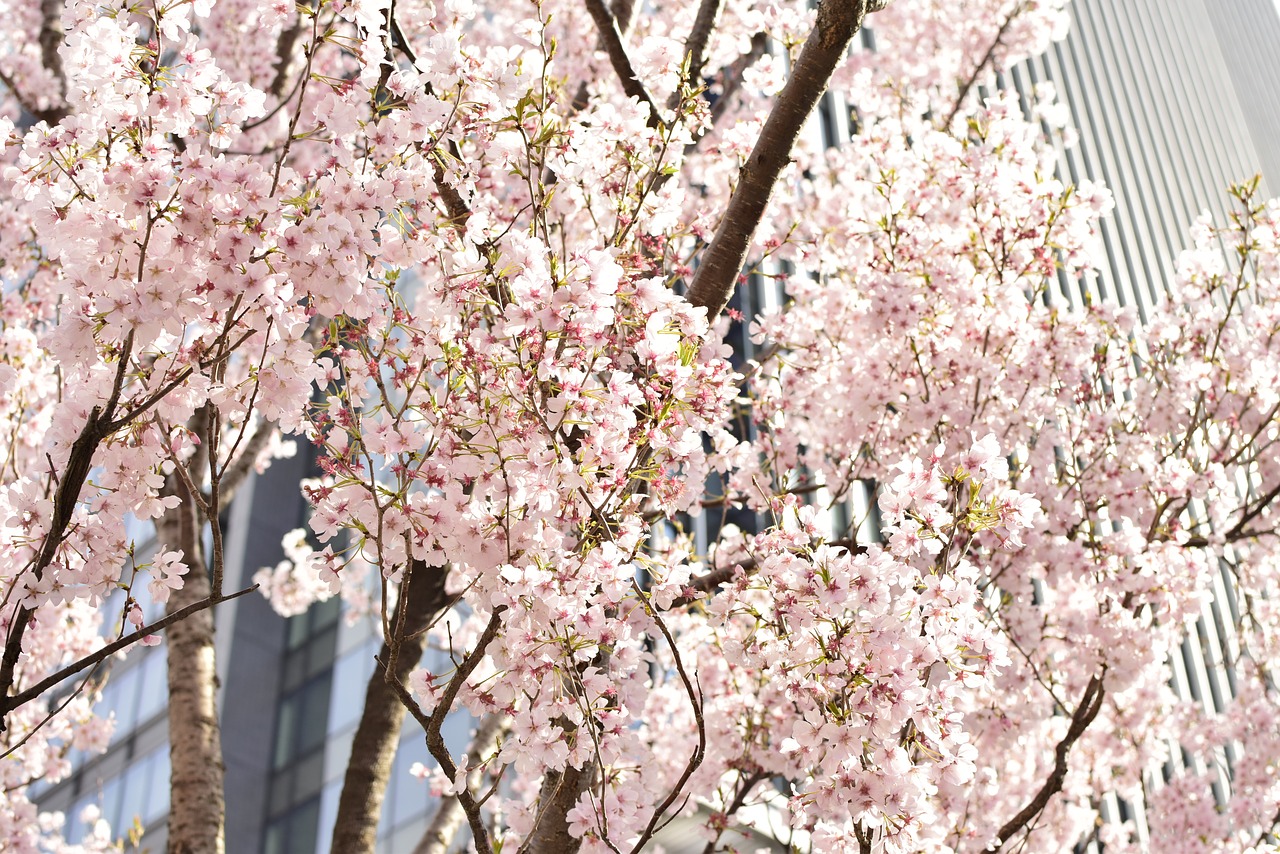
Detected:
[583,0,664,128]
[685,0,889,318]
[1,332,135,726]
[402,607,508,854]
[413,713,512,854]
[679,0,724,104]
[12,0,72,125]
[384,11,476,239]
[268,11,304,99]
[699,770,767,854]
[989,673,1107,850]
[0,585,258,723]
[331,560,452,852]
[668,538,865,610]
[432,154,473,237]
[1180,482,1280,549]
[627,582,705,854]
[942,2,1027,129]
[216,418,278,502]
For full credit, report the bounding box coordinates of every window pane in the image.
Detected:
[289,798,321,854]
[263,821,286,854]
[112,667,141,735]
[316,780,341,854]
[118,759,148,834]
[287,615,309,650]
[101,776,123,831]
[273,697,299,770]
[137,649,169,723]
[298,677,332,756]
[330,650,372,732]
[143,749,171,823]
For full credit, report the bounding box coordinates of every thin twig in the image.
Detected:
[417,608,508,854]
[628,581,705,853]
[2,585,258,716]
[412,714,512,854]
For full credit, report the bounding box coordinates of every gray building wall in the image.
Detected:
[1011,0,1279,318]
[1004,0,1280,843]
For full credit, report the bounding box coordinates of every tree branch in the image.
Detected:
[1,332,135,726]
[627,582,705,854]
[268,10,304,100]
[698,770,767,854]
[412,713,511,854]
[668,539,865,610]
[216,418,278,503]
[384,11,476,239]
[583,0,664,129]
[0,585,258,717]
[680,0,724,102]
[330,560,452,853]
[685,0,889,318]
[942,2,1027,130]
[989,672,1107,850]
[410,607,508,854]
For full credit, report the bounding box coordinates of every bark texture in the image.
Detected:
[160,478,226,854]
[519,762,599,854]
[685,0,889,318]
[330,561,450,853]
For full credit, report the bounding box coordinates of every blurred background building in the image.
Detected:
[33,0,1280,851]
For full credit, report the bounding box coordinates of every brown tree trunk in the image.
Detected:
[330,561,450,853]
[160,477,226,854]
[519,762,597,854]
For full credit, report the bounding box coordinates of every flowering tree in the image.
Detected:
[3,0,1280,852]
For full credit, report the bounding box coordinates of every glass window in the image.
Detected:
[289,798,321,854]
[264,821,286,854]
[100,589,126,639]
[390,742,430,829]
[273,696,299,771]
[313,596,341,632]
[293,752,326,804]
[307,627,339,679]
[265,797,322,854]
[67,794,94,843]
[272,673,333,772]
[298,676,333,756]
[137,649,169,724]
[143,749,170,823]
[117,760,149,834]
[98,681,120,740]
[287,614,310,650]
[330,647,375,732]
[315,779,341,854]
[101,775,123,831]
[111,667,141,738]
[269,773,293,816]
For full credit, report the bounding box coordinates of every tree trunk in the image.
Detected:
[160,477,226,854]
[330,561,450,853]
[520,762,597,854]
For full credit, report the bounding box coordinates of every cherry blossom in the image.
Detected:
[2,0,1280,852]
